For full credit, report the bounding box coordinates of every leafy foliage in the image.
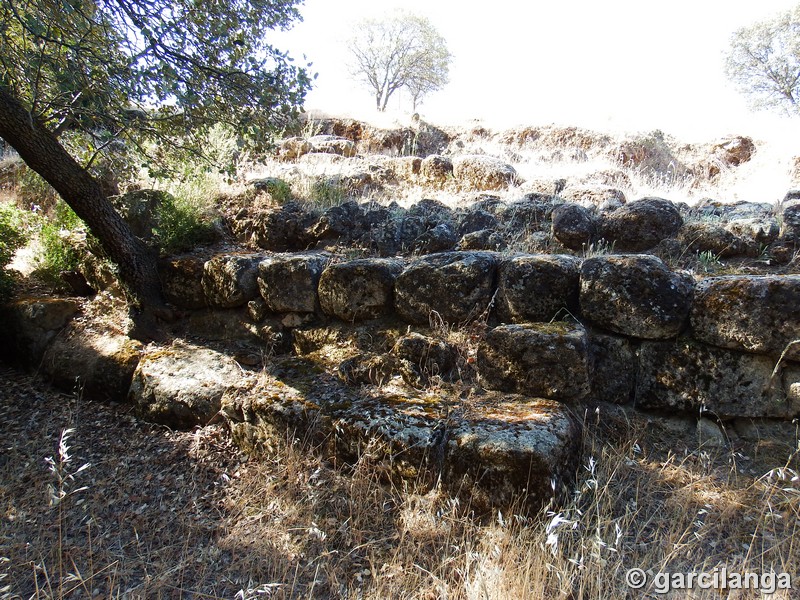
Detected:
[0,203,27,298]
[725,6,800,114]
[154,193,217,255]
[0,0,312,166]
[34,200,85,285]
[348,11,451,111]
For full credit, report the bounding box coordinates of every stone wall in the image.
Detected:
[172,248,799,421]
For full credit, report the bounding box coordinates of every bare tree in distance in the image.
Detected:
[348,12,451,112]
[725,5,800,115]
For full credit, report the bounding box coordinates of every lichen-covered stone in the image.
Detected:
[453,155,520,190]
[0,297,80,367]
[551,203,596,250]
[130,343,246,428]
[690,275,800,359]
[159,255,206,309]
[497,254,580,323]
[478,322,590,400]
[587,330,637,404]
[636,339,800,418]
[420,155,453,186]
[445,396,581,510]
[202,254,262,308]
[580,255,693,339]
[318,258,403,321]
[392,332,460,381]
[394,251,498,325]
[599,197,683,251]
[561,184,626,212]
[42,327,142,402]
[307,135,356,157]
[258,253,329,314]
[677,222,749,257]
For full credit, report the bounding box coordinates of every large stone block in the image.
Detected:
[587,330,637,404]
[394,251,498,325]
[159,255,206,309]
[202,254,262,308]
[319,258,403,321]
[258,253,329,314]
[0,297,80,366]
[599,197,683,251]
[636,338,800,418]
[129,343,246,428]
[496,254,580,323]
[478,322,590,400]
[691,275,800,359]
[580,254,693,339]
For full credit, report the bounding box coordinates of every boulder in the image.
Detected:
[390,156,422,181]
[42,327,142,402]
[245,202,316,251]
[453,155,520,190]
[710,136,756,167]
[690,275,800,359]
[677,222,750,257]
[258,253,329,314]
[551,203,596,250]
[0,297,80,367]
[394,251,498,325]
[456,208,498,236]
[599,197,683,251]
[202,254,262,308]
[307,135,356,157]
[412,222,458,254]
[309,201,366,242]
[130,343,246,428]
[496,254,580,323]
[636,339,800,418]
[159,255,206,309]
[278,136,311,160]
[561,184,626,212]
[478,322,591,400]
[457,229,507,251]
[725,218,780,247]
[580,255,693,339]
[420,155,453,186]
[318,258,403,321]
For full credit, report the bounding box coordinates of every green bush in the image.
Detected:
[0,204,29,299]
[34,200,85,286]
[155,193,217,254]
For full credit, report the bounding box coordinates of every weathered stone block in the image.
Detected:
[129,343,246,428]
[478,322,590,400]
[691,275,800,359]
[599,197,683,251]
[159,255,206,309]
[636,339,800,418]
[202,254,262,308]
[318,258,402,322]
[496,254,580,323]
[258,253,329,314]
[587,330,637,404]
[394,251,498,325]
[580,254,693,339]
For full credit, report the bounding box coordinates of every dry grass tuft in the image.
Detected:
[2,364,799,599]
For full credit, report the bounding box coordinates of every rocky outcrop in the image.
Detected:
[580,255,693,339]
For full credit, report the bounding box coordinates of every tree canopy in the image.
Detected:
[348,12,451,112]
[0,0,311,336]
[725,5,800,115]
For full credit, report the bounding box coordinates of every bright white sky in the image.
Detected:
[271,0,800,141]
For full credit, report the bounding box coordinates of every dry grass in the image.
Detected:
[2,364,799,599]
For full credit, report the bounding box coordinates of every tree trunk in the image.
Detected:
[0,86,170,338]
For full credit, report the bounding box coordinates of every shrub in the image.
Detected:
[155,193,217,255]
[34,201,85,286]
[0,204,28,299]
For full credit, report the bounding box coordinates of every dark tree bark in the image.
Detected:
[0,86,170,338]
